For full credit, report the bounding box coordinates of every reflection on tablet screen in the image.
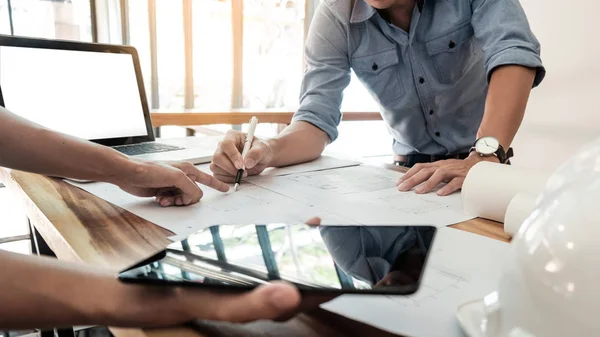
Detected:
[119,224,436,295]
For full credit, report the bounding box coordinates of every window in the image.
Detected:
[0,0,11,34]
[0,187,30,255]
[155,0,184,110]
[341,72,379,112]
[127,0,152,104]
[242,0,305,110]
[122,0,377,115]
[330,72,393,159]
[95,0,123,44]
[192,0,233,111]
[126,0,306,113]
[10,0,93,41]
[93,0,388,154]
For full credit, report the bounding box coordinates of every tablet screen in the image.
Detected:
[118,224,436,295]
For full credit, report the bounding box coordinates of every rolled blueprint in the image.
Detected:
[504,192,539,237]
[461,162,550,223]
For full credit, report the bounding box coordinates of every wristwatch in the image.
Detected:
[470,136,513,164]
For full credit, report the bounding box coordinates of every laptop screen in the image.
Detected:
[0,45,148,140]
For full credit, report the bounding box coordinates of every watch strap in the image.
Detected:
[496,145,514,164]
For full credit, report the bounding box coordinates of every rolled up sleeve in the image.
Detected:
[471,0,546,87]
[292,3,351,142]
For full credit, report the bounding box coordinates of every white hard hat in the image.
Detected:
[458,138,600,337]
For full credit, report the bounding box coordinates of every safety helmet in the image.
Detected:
[458,137,600,337]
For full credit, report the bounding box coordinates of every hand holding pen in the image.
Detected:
[210,117,275,185]
[234,116,259,191]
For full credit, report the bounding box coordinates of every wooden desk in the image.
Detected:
[150,111,383,128]
[0,164,509,337]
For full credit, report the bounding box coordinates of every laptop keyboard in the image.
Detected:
[113,142,185,156]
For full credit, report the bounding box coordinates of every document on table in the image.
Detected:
[250,165,474,227]
[179,156,360,178]
[321,227,510,337]
[68,180,356,237]
[68,162,473,237]
[256,155,361,176]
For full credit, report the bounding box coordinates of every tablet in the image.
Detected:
[118,224,436,295]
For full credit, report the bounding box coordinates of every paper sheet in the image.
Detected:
[321,227,510,337]
[504,192,538,237]
[196,156,361,177]
[196,156,360,178]
[68,164,473,238]
[68,180,356,237]
[461,162,550,222]
[255,156,361,177]
[251,166,474,227]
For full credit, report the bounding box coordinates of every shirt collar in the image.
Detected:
[349,0,426,24]
[349,0,377,24]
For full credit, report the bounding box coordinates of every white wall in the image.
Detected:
[512,0,600,171]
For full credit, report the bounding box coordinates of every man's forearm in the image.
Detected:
[0,107,132,183]
[266,121,330,168]
[0,251,191,329]
[477,65,536,148]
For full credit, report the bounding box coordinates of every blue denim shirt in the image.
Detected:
[293,0,545,155]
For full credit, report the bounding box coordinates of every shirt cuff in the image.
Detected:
[486,47,546,88]
[292,112,339,142]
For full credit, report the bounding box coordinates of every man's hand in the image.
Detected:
[179,281,301,323]
[116,160,229,207]
[210,130,274,183]
[172,216,327,324]
[396,153,499,196]
[0,250,300,329]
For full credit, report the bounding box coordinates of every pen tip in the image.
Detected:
[234,183,239,192]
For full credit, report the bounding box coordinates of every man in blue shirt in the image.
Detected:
[211,0,545,196]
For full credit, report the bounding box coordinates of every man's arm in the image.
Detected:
[397,66,535,195]
[476,65,536,148]
[210,3,350,181]
[0,106,229,206]
[0,106,132,184]
[265,121,330,168]
[397,0,544,196]
[0,251,299,329]
[469,0,544,149]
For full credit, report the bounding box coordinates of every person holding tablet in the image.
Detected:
[0,105,302,328]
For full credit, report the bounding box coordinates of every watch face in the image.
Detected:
[475,136,500,155]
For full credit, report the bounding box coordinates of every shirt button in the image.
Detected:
[449,40,456,49]
[435,132,441,137]
[429,110,434,115]
[372,63,378,71]
[419,77,425,84]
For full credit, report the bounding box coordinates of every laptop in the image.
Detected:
[0,35,214,164]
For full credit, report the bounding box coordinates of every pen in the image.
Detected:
[234,116,259,191]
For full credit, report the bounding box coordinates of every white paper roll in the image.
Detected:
[461,162,550,223]
[504,192,539,237]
